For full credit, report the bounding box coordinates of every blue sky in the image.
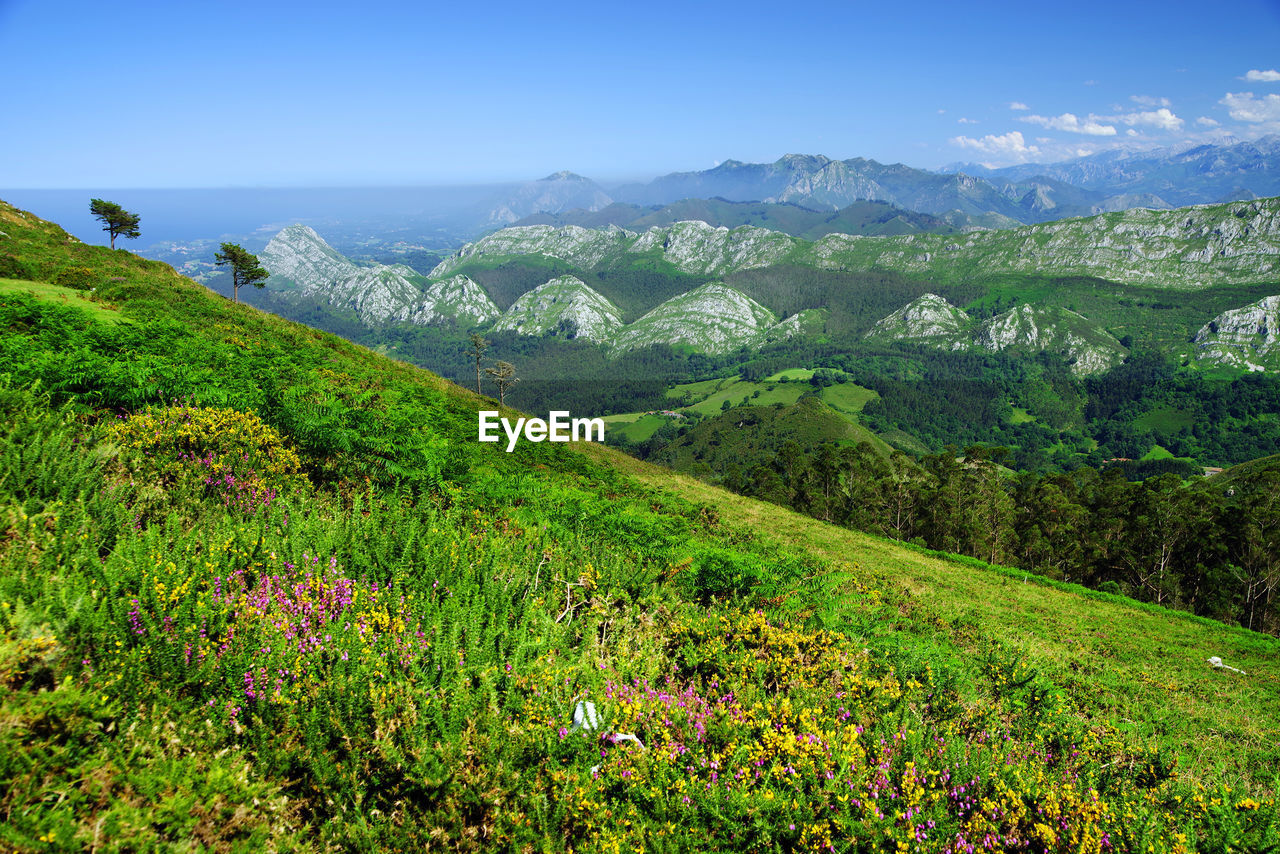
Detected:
[2,0,1279,187]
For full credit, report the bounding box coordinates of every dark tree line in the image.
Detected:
[732,441,1280,634]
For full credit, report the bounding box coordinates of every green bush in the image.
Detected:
[107,404,309,517]
[689,547,767,604]
[0,254,35,281]
[52,266,98,290]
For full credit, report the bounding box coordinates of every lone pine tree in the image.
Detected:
[215,243,269,303]
[486,360,518,406]
[89,198,141,249]
[468,333,489,395]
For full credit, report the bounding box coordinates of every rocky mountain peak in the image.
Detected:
[868,296,1125,375]
[392,275,499,327]
[868,293,971,340]
[610,282,778,355]
[484,173,614,226]
[776,153,834,171]
[975,304,1126,375]
[1194,294,1280,371]
[489,275,623,342]
[261,223,360,289]
[628,220,798,275]
[541,170,589,182]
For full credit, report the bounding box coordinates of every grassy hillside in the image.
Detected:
[653,396,893,479]
[1200,454,1280,510]
[669,375,810,415]
[0,277,125,324]
[605,372,892,470]
[1,199,1278,852]
[603,452,1280,786]
[665,372,879,420]
[601,410,678,443]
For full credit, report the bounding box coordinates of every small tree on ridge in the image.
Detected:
[89,198,141,249]
[486,360,518,406]
[468,333,489,395]
[215,242,269,303]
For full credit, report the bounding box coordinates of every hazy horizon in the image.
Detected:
[0,186,522,248]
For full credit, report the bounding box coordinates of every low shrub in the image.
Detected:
[52,266,98,291]
[106,404,309,517]
[0,254,36,281]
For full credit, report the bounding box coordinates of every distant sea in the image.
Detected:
[0,186,515,250]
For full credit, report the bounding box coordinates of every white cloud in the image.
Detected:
[957,117,978,124]
[950,130,1040,163]
[1126,129,1139,136]
[1113,107,1184,132]
[1009,101,1029,111]
[1221,91,1280,123]
[1244,69,1280,82]
[937,109,947,114]
[1130,95,1172,107]
[1020,112,1117,136]
[1196,116,1220,127]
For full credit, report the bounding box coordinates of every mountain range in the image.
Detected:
[438,196,1280,290]
[254,196,1280,373]
[946,135,1280,208]
[512,197,961,238]
[482,138,1279,233]
[259,225,809,355]
[481,170,613,226]
[120,137,1280,285]
[607,153,1094,225]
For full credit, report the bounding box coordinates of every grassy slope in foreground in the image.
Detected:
[1,199,1278,851]
[0,277,125,324]
[595,446,1280,781]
